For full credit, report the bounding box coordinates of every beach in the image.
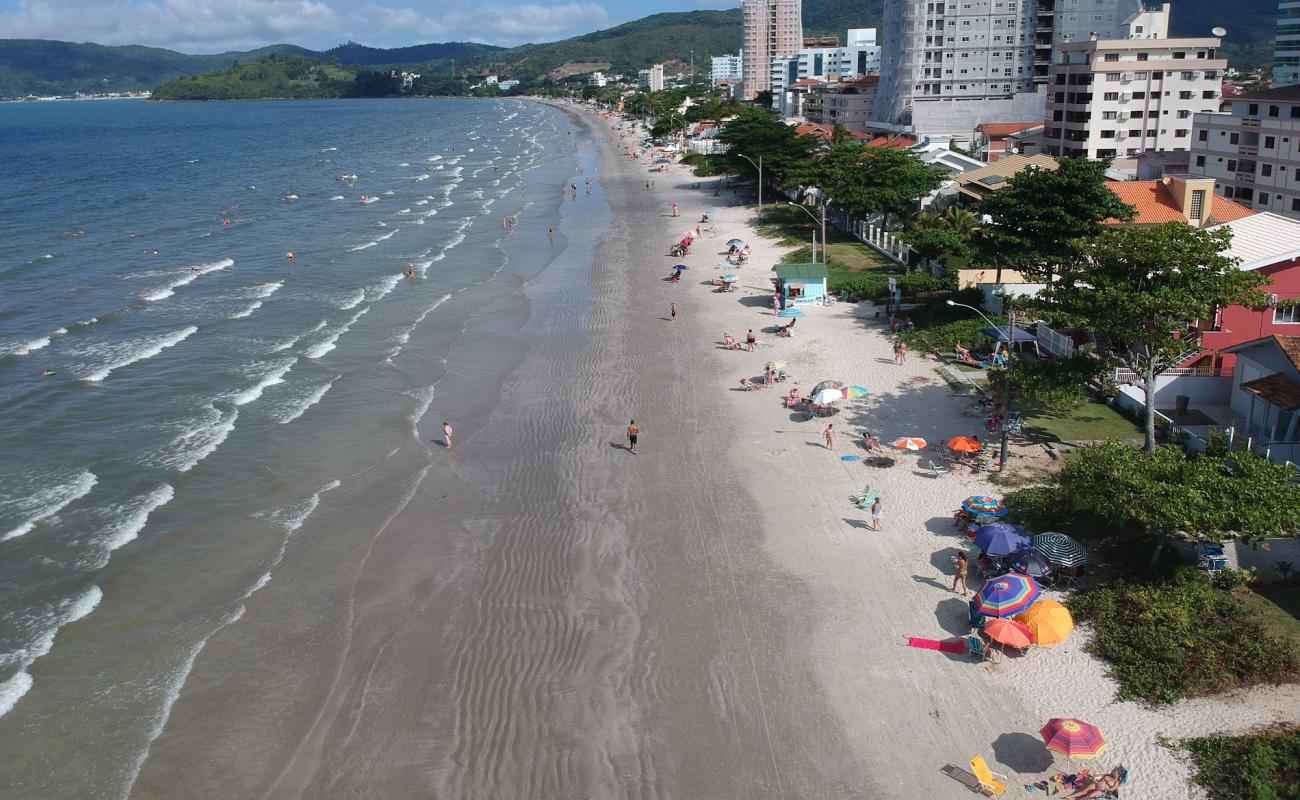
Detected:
[5,96,1297,798]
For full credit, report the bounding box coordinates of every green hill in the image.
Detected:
[149,55,360,100]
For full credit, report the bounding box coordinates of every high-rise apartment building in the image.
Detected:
[1044,7,1225,159]
[771,28,882,112]
[1277,2,1300,87]
[711,52,744,86]
[741,0,804,100]
[873,0,1139,134]
[1190,85,1300,218]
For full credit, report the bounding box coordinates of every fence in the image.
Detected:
[1034,321,1076,358]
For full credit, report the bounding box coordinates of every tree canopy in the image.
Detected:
[975,157,1135,281]
[789,141,945,226]
[1039,222,1269,452]
[711,107,817,185]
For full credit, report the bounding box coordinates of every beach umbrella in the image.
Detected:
[721,274,739,282]
[1032,532,1088,568]
[974,573,1041,618]
[984,618,1033,650]
[847,385,870,398]
[892,436,927,451]
[765,360,787,371]
[811,380,845,395]
[1007,548,1054,579]
[974,522,1031,556]
[726,238,745,247]
[672,264,689,270]
[1040,718,1107,759]
[962,496,1008,516]
[778,308,805,318]
[811,388,846,405]
[715,262,732,270]
[1017,599,1074,647]
[948,436,984,453]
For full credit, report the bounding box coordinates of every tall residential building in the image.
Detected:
[639,64,666,92]
[711,52,744,86]
[1277,2,1300,87]
[873,0,1139,137]
[741,0,803,100]
[1044,8,1225,159]
[1190,85,1300,218]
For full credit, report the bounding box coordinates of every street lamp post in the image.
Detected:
[790,200,829,264]
[947,298,1016,471]
[736,152,763,223]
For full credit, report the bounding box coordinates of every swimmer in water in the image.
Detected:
[286,251,295,261]
[407,265,415,279]
[41,370,56,377]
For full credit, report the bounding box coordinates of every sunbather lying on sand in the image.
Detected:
[1067,767,1125,799]
[722,333,743,350]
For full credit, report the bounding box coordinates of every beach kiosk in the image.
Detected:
[775,262,829,307]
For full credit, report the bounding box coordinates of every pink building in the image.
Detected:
[1190,213,1300,371]
[741,0,802,101]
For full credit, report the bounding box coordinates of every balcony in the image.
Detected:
[1239,145,1259,156]
[1242,117,1262,127]
[1235,172,1256,184]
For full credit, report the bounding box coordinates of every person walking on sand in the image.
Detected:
[442,421,453,450]
[627,420,639,454]
[898,340,908,364]
[871,497,884,531]
[746,329,756,351]
[670,302,677,321]
[951,551,969,595]
[824,423,835,449]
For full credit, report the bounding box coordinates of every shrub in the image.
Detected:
[1182,726,1300,800]
[986,354,1108,412]
[829,270,951,301]
[1212,566,1257,591]
[1068,569,1297,704]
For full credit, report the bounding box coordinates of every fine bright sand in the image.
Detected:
[166,102,1300,799]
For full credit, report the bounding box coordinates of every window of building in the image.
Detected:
[1137,53,1149,61]
[1130,129,1144,137]
[1230,132,1239,144]
[1179,90,1193,100]
[1263,164,1274,176]
[1266,135,1277,148]
[1260,192,1270,204]
[1198,130,1208,141]
[1176,129,1190,137]
[1249,103,1260,115]
[1227,159,1237,171]
[1178,110,1191,118]
[1101,130,1116,138]
[1104,91,1119,100]
[1181,71,1195,80]
[1103,111,1117,119]
[1148,110,1159,117]
[1236,187,1253,201]
[1275,305,1300,324]
[1293,198,1300,212]
[1190,189,1205,221]
[1133,91,1146,99]
[1292,106,1300,118]
[1104,53,1119,62]
[1203,90,1217,99]
[1196,155,1206,167]
[1271,105,1281,117]
[1106,72,1120,81]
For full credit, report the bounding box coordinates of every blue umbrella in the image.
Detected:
[672,264,689,270]
[654,158,670,164]
[974,523,1032,557]
[726,238,745,247]
[778,308,805,318]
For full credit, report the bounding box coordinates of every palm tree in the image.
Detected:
[941,206,981,243]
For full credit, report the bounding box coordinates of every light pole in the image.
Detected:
[736,152,763,223]
[790,201,829,264]
[947,298,1016,471]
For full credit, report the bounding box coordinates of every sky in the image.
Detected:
[0,0,739,52]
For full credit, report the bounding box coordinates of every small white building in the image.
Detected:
[711,52,743,86]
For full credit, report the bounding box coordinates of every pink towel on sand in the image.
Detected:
[907,637,967,654]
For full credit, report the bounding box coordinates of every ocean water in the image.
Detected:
[0,97,587,795]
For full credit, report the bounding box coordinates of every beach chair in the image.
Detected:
[927,460,951,478]
[1006,411,1024,434]
[965,634,996,663]
[970,755,1008,797]
[854,486,880,509]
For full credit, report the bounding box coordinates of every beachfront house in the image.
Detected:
[775,262,828,306]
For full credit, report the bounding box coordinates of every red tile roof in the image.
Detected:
[793,123,874,141]
[1241,372,1300,411]
[791,78,824,88]
[1104,179,1256,226]
[864,134,917,150]
[977,122,1040,137]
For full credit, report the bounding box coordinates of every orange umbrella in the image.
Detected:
[984,618,1033,650]
[1016,598,1075,647]
[1041,718,1108,759]
[948,436,984,453]
[893,437,928,451]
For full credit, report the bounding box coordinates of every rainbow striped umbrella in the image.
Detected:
[962,496,1008,516]
[1041,718,1108,759]
[974,573,1041,618]
[847,385,870,398]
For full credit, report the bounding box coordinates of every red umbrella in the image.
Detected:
[1041,718,1108,759]
[984,618,1033,650]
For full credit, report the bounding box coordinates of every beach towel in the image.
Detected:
[906,637,967,654]
[840,455,861,462]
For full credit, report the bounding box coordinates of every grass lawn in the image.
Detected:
[1238,587,1300,650]
[755,204,896,275]
[1019,400,1143,444]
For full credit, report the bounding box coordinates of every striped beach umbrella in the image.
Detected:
[1032,532,1088,568]
[1040,718,1108,759]
[893,436,927,451]
[962,496,1008,516]
[1007,548,1054,579]
[1016,599,1074,647]
[974,573,1041,618]
[974,523,1032,557]
[847,385,870,398]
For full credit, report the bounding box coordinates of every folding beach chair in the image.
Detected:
[965,634,996,663]
[970,755,1008,797]
[927,460,951,478]
[854,486,880,509]
[1006,411,1024,434]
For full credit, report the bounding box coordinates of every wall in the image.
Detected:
[1199,258,1300,371]
[911,88,1047,144]
[1117,376,1231,406]
[980,283,1044,313]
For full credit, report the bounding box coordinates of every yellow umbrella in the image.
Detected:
[1016,598,1074,647]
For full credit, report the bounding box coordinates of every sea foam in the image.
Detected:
[82,326,198,382]
[0,469,98,541]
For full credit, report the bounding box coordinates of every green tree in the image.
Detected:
[975,157,1135,283]
[790,142,945,228]
[905,217,969,265]
[1044,223,1269,453]
[712,106,816,186]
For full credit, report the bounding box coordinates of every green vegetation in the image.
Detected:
[1182,727,1300,800]
[150,55,487,100]
[787,141,946,228]
[1015,399,1142,443]
[1005,443,1300,542]
[711,107,818,188]
[1041,223,1270,452]
[1068,570,1297,704]
[986,355,1107,413]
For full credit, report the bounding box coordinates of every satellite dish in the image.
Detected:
[1211,26,1227,37]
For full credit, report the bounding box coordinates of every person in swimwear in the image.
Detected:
[286,251,294,262]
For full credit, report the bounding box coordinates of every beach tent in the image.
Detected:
[981,326,1037,344]
[775,263,828,306]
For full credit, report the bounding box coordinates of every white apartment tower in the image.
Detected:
[1277,2,1300,87]
[711,52,744,86]
[1190,85,1300,217]
[874,0,1140,130]
[742,0,804,100]
[1044,6,1225,159]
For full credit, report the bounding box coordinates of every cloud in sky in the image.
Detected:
[0,0,709,52]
